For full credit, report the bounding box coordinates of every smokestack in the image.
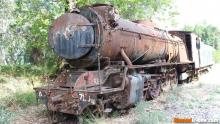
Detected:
[69,0,76,11]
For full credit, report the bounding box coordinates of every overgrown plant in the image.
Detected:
[0,0,178,77]
[1,92,36,109]
[133,101,167,124]
[0,106,14,124]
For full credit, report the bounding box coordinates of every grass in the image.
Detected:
[0,106,14,124]
[0,91,37,123]
[0,64,58,78]
[1,92,36,109]
[0,76,8,84]
[136,110,166,124]
[181,101,194,109]
[0,74,41,123]
[214,49,220,63]
[214,87,220,94]
[133,101,167,124]
[198,82,204,88]
[166,93,179,102]
[130,86,183,124]
[165,86,182,102]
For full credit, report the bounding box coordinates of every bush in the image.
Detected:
[0,76,38,123]
[1,92,36,109]
[214,49,220,63]
[0,64,58,77]
[0,76,8,84]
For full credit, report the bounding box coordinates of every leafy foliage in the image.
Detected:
[14,0,64,66]
[0,0,176,76]
[214,49,220,63]
[1,92,36,109]
[0,0,65,76]
[0,64,57,77]
[75,0,174,20]
[184,24,220,63]
[184,24,220,49]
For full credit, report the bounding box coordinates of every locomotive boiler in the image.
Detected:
[49,4,189,68]
[34,4,212,117]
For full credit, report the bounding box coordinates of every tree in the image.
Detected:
[64,0,176,20]
[0,0,66,75]
[0,0,24,65]
[2,0,176,65]
[0,0,177,75]
[184,24,220,49]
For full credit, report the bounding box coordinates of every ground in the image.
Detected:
[1,65,220,124]
[102,64,220,124]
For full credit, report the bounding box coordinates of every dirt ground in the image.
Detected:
[12,64,220,124]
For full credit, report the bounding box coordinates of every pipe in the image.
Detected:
[120,48,133,66]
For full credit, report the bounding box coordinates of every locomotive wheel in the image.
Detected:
[161,70,178,91]
[147,81,161,100]
[170,70,178,90]
[161,79,171,92]
[82,100,104,119]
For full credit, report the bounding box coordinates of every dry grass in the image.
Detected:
[0,75,41,124]
[2,65,220,124]
[71,64,220,123]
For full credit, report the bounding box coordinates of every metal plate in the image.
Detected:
[49,13,94,59]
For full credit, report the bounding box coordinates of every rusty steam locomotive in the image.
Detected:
[34,4,214,115]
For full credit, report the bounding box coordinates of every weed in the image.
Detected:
[110,111,120,118]
[214,49,220,63]
[137,110,167,124]
[206,96,214,102]
[181,101,194,109]
[83,117,106,124]
[198,82,203,88]
[0,64,58,77]
[214,87,220,94]
[0,76,8,84]
[134,101,151,112]
[0,91,36,124]
[133,101,167,124]
[166,94,178,102]
[1,92,36,109]
[173,86,182,93]
[0,73,41,123]
[0,106,14,124]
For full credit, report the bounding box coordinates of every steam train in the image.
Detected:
[34,4,214,116]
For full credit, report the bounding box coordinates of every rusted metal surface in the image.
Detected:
[93,5,189,65]
[48,4,189,68]
[132,20,157,28]
[170,31,214,69]
[49,13,94,60]
[35,64,181,115]
[35,87,97,115]
[34,4,212,116]
[120,48,133,66]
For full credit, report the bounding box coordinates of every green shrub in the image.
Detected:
[214,49,220,63]
[1,92,36,109]
[0,76,8,84]
[0,64,58,77]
